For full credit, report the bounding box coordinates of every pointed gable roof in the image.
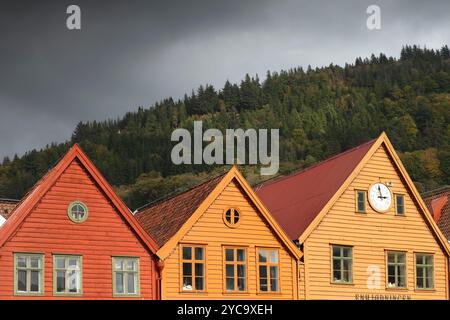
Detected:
[0,144,159,254]
[135,166,302,261]
[135,173,225,247]
[256,133,450,255]
[255,138,376,240]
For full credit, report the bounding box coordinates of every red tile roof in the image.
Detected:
[0,198,19,220]
[255,139,377,240]
[423,186,450,241]
[135,174,225,247]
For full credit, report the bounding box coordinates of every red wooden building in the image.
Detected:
[0,144,160,299]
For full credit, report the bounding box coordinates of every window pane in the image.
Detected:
[195,248,204,260]
[417,276,424,289]
[17,257,27,268]
[182,247,192,260]
[332,246,340,257]
[183,277,193,290]
[237,277,245,291]
[237,265,245,278]
[68,270,78,293]
[127,273,136,294]
[269,250,278,263]
[343,247,352,258]
[333,259,341,271]
[115,260,123,271]
[57,271,65,292]
[233,211,240,224]
[195,277,204,291]
[237,249,245,261]
[183,263,192,276]
[397,253,406,263]
[195,263,204,277]
[225,249,234,261]
[115,273,124,293]
[270,266,278,279]
[69,258,78,268]
[126,260,135,271]
[343,259,351,272]
[259,250,267,263]
[260,278,268,291]
[333,270,341,282]
[17,270,27,292]
[259,265,267,278]
[225,265,234,278]
[270,278,279,292]
[30,257,40,269]
[30,271,40,292]
[56,258,65,269]
[226,278,234,291]
[387,253,395,263]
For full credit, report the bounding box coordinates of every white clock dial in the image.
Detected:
[368,183,392,212]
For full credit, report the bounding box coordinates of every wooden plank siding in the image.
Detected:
[161,179,298,300]
[0,159,158,299]
[303,145,449,300]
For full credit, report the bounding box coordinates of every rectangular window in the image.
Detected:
[224,247,247,292]
[14,253,44,295]
[258,249,280,292]
[112,257,140,296]
[387,251,407,289]
[395,194,405,215]
[331,245,353,283]
[181,245,205,291]
[53,255,82,295]
[356,190,366,213]
[416,254,434,290]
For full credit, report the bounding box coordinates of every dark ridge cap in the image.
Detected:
[422,185,450,198]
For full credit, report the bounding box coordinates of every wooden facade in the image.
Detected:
[135,167,302,300]
[257,133,450,300]
[0,145,160,299]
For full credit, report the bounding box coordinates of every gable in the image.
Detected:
[256,139,376,240]
[310,144,449,254]
[2,159,152,254]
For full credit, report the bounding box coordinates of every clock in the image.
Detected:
[368,183,392,213]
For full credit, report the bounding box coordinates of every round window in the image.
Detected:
[68,201,88,223]
[224,208,240,227]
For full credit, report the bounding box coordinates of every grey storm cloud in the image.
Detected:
[0,0,450,158]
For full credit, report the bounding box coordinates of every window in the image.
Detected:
[112,257,140,296]
[258,249,280,292]
[331,245,353,283]
[53,255,82,295]
[395,194,405,215]
[68,201,88,223]
[416,254,434,290]
[224,247,246,292]
[181,245,205,292]
[14,253,44,295]
[387,251,407,288]
[356,190,366,213]
[224,208,240,227]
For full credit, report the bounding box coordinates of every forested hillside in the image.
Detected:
[1,45,449,209]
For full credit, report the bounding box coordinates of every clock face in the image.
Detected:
[368,183,392,212]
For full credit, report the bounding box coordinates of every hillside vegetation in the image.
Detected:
[1,45,449,209]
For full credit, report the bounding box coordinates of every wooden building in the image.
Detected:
[0,144,160,299]
[135,166,302,300]
[256,133,450,300]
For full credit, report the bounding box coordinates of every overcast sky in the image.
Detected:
[1,0,449,159]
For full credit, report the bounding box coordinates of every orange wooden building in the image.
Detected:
[135,167,302,300]
[0,144,160,299]
[257,133,450,300]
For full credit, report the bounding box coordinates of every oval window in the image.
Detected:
[68,201,88,223]
[224,208,240,227]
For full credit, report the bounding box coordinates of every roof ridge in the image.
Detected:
[422,185,450,198]
[135,171,227,213]
[255,138,377,190]
[0,198,20,203]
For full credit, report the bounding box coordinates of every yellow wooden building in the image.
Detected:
[257,133,450,300]
[135,167,302,300]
